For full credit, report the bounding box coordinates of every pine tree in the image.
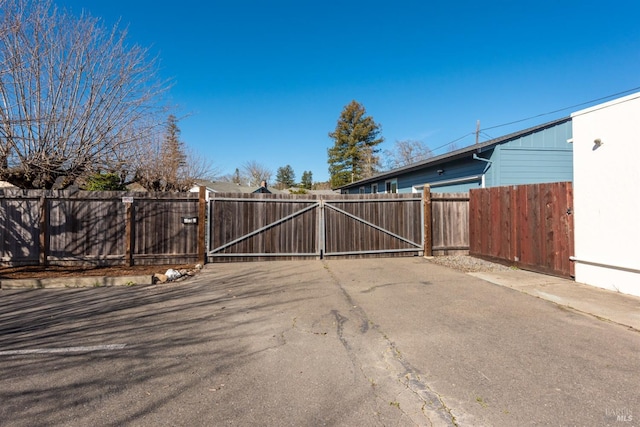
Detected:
[161,114,187,191]
[328,100,384,188]
[301,171,313,190]
[275,165,295,189]
[232,168,241,184]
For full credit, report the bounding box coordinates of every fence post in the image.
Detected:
[566,182,575,277]
[198,186,207,265]
[125,201,133,266]
[39,193,48,266]
[423,185,432,257]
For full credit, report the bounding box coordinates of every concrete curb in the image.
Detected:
[0,275,153,290]
[470,270,640,331]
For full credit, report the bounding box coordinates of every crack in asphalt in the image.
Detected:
[361,281,433,294]
[323,261,458,427]
[331,310,351,351]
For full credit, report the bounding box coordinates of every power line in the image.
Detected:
[429,132,475,154]
[482,86,640,131]
[429,85,640,154]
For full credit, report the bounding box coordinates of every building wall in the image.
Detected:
[484,120,573,187]
[343,118,573,195]
[571,92,640,296]
[346,158,486,194]
[398,158,486,193]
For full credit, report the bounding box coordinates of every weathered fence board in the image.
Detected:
[47,197,125,263]
[0,189,203,267]
[134,196,201,264]
[469,182,574,277]
[431,192,469,256]
[0,192,41,264]
[323,195,423,258]
[209,193,319,261]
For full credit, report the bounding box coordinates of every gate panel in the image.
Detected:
[207,193,423,262]
[208,193,320,261]
[323,196,423,258]
[469,182,574,277]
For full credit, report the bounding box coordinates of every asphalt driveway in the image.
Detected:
[1,258,638,426]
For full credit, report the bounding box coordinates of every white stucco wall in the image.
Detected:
[571,92,640,296]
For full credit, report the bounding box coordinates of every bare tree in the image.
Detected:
[132,117,217,192]
[242,161,272,187]
[383,140,433,170]
[176,145,218,189]
[360,145,380,179]
[0,0,170,189]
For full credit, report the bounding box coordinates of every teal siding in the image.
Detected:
[485,120,573,186]
[498,149,573,185]
[345,158,486,194]
[399,158,485,193]
[429,179,482,193]
[503,120,572,149]
[342,118,573,194]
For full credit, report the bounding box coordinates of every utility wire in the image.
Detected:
[483,86,640,131]
[429,85,640,154]
[429,132,475,154]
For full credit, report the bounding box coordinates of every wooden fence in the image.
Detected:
[2,183,573,274]
[425,190,470,256]
[469,182,574,277]
[0,188,205,267]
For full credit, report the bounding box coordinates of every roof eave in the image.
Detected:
[336,116,571,190]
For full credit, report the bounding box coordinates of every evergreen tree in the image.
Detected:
[161,114,187,190]
[301,171,313,190]
[83,172,126,191]
[232,168,241,184]
[327,100,384,188]
[275,165,295,189]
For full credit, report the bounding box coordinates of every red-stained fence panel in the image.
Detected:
[469,182,574,278]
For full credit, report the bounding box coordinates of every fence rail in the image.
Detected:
[0,188,205,267]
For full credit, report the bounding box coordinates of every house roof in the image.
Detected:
[194,180,287,194]
[337,116,572,190]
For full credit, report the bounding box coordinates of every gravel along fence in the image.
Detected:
[426,255,514,273]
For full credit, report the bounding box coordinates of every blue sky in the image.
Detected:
[56,1,640,183]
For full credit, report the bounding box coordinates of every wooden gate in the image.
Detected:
[469,182,574,277]
[207,193,423,261]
